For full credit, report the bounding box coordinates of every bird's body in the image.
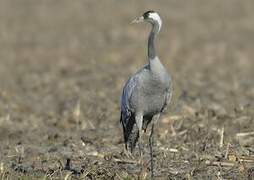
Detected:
[120,11,172,153]
[129,60,170,115]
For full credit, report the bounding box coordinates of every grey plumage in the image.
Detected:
[120,11,172,153]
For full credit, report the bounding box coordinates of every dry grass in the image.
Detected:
[0,0,253,179]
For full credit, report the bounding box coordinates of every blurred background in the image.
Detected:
[0,0,253,179]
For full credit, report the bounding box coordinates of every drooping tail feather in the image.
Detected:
[120,112,139,153]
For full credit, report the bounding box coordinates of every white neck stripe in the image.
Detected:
[149,13,162,31]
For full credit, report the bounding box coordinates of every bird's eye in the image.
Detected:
[143,10,154,19]
[143,14,148,19]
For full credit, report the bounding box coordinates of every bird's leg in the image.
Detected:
[136,116,146,179]
[138,129,147,179]
[138,129,144,157]
[136,113,144,162]
[149,113,160,179]
[149,122,155,180]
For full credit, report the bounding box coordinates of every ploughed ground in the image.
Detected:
[0,0,253,179]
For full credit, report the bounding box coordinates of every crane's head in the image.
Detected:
[131,10,162,32]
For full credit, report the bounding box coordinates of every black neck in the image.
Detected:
[148,23,159,60]
[148,31,156,59]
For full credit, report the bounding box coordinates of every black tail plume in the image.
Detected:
[120,112,139,153]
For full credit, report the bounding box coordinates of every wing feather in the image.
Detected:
[119,65,150,152]
[161,82,173,112]
[120,73,140,133]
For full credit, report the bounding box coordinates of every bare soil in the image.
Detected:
[0,0,253,179]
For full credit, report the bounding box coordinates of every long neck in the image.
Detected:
[148,31,156,59]
[148,23,159,60]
